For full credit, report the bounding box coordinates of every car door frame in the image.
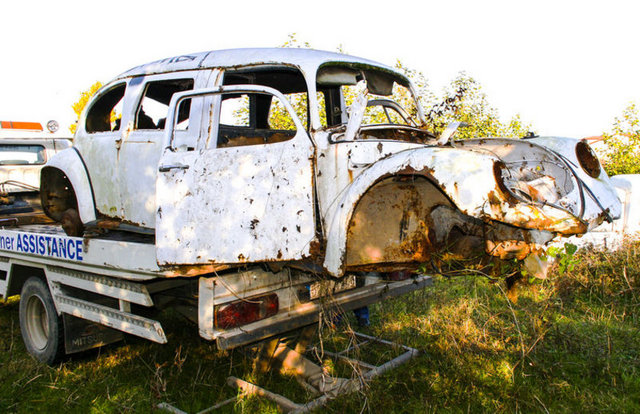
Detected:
[155,85,317,266]
[117,70,209,228]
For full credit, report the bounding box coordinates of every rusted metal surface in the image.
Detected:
[320,140,605,275]
[345,177,448,268]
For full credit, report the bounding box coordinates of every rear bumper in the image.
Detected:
[215,275,433,350]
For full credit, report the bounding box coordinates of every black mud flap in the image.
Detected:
[63,314,124,354]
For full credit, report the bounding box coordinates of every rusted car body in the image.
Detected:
[41,48,621,277]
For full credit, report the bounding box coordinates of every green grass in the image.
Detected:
[1,241,639,413]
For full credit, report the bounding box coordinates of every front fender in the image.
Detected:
[528,136,622,224]
[322,146,586,277]
[41,148,96,224]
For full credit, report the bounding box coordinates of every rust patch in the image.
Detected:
[162,263,233,277]
[308,239,324,258]
[486,189,587,236]
[96,219,122,230]
[345,176,450,267]
[492,161,517,206]
[485,239,536,260]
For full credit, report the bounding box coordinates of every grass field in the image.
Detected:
[1,241,639,413]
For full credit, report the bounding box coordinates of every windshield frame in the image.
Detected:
[327,124,437,145]
[311,62,426,132]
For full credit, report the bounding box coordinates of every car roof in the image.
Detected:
[115,48,398,80]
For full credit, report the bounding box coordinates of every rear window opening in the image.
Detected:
[85,84,125,133]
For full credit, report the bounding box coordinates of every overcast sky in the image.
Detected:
[1,0,639,138]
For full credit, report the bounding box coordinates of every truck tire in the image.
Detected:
[19,277,65,365]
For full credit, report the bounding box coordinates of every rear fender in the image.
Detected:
[41,148,96,224]
[322,147,502,276]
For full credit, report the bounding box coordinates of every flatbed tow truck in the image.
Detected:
[0,223,430,363]
[0,224,431,412]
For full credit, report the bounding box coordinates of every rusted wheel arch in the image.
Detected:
[344,173,457,271]
[40,167,85,236]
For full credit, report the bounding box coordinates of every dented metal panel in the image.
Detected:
[156,138,316,265]
[156,85,316,266]
[527,136,621,224]
[320,144,589,276]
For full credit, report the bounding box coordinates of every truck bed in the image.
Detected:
[0,222,433,360]
[0,224,163,281]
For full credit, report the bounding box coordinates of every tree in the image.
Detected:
[280,33,312,49]
[69,81,102,134]
[601,102,640,176]
[277,34,533,138]
[421,72,532,139]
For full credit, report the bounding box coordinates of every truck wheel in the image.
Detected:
[19,277,64,365]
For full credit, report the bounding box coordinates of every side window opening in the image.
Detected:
[85,84,125,133]
[222,67,311,129]
[135,79,194,130]
[268,91,326,130]
[217,92,297,148]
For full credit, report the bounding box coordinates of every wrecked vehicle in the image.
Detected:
[0,120,71,222]
[41,48,620,276]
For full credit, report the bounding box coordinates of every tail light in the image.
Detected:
[214,293,279,329]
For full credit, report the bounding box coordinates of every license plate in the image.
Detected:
[309,274,356,300]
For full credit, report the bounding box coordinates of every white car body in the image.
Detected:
[41,48,621,277]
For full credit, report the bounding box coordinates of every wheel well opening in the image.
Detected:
[6,264,46,298]
[41,167,79,222]
[40,167,86,236]
[344,175,453,270]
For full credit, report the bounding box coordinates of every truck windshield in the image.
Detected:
[0,144,46,165]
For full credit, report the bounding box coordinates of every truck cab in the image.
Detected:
[0,120,71,220]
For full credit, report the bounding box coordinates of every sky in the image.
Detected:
[1,0,639,138]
